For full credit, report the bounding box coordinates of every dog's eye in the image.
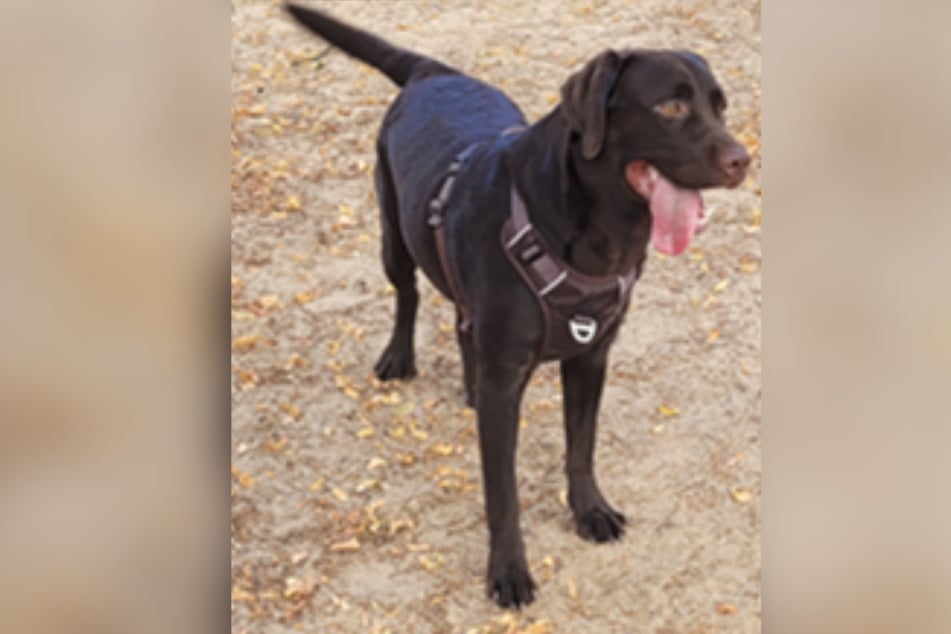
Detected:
[653,99,691,120]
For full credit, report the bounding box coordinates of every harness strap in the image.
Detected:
[428,143,481,333]
[505,186,640,358]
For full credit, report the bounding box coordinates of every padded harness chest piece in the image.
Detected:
[428,138,641,360]
[500,187,640,360]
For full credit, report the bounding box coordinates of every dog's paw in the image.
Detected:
[574,503,627,542]
[373,345,416,381]
[487,560,537,609]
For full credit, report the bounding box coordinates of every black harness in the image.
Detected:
[428,137,640,360]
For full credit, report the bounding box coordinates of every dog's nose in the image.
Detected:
[719,143,751,183]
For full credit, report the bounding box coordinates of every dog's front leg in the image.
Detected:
[475,358,536,608]
[561,343,627,542]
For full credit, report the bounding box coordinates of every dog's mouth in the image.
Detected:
[625,161,709,256]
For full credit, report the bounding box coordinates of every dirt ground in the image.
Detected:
[231,1,761,632]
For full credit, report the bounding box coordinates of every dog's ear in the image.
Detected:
[560,50,624,160]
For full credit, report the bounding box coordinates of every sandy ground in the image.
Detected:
[231,1,761,632]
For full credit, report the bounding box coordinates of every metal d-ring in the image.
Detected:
[569,315,598,345]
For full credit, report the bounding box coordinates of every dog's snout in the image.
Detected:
[719,143,750,184]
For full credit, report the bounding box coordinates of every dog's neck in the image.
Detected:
[507,109,651,277]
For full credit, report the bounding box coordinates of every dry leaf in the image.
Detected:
[427,443,454,456]
[331,486,349,502]
[356,478,380,493]
[522,620,554,634]
[309,477,325,492]
[329,537,360,552]
[294,290,316,304]
[285,194,302,211]
[284,574,317,598]
[256,294,281,309]
[389,518,415,535]
[716,601,738,615]
[567,577,579,601]
[232,466,254,489]
[714,279,731,293]
[232,334,262,351]
[739,256,759,273]
[356,427,376,439]
[284,354,309,369]
[264,437,288,453]
[367,457,386,470]
[388,425,406,439]
[394,401,415,416]
[234,369,259,390]
[730,487,753,503]
[658,404,680,417]
[650,424,665,435]
[419,553,444,571]
[279,403,302,420]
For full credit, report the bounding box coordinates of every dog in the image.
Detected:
[286,2,749,608]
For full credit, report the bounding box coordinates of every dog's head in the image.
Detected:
[560,49,750,254]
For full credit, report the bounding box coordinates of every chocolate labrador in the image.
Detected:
[286,2,749,608]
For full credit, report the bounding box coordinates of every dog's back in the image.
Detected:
[286,3,526,249]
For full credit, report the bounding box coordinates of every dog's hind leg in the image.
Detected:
[373,153,418,380]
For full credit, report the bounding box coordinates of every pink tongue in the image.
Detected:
[649,172,702,255]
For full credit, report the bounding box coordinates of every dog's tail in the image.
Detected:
[285,3,451,87]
